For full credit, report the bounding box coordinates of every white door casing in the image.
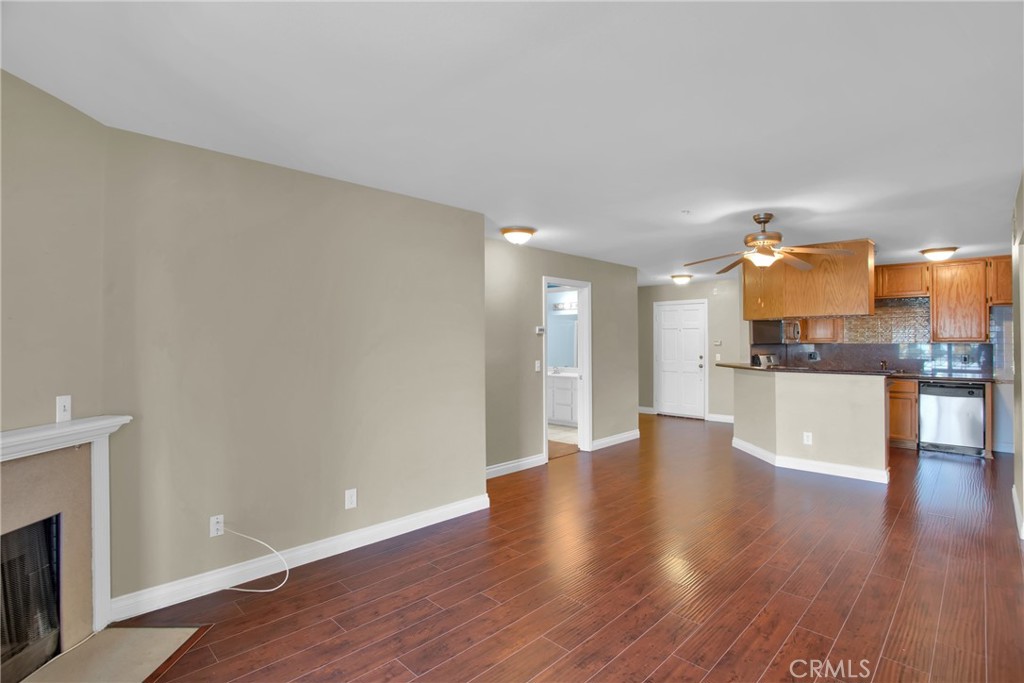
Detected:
[654,300,708,419]
[542,277,593,455]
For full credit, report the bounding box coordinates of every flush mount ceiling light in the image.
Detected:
[920,247,959,261]
[500,227,537,245]
[670,274,693,285]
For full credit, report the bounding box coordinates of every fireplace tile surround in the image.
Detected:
[0,416,132,650]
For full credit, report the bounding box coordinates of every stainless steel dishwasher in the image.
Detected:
[918,382,985,456]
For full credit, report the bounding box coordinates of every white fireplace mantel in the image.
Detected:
[1,415,132,631]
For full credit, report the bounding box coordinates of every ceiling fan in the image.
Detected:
[684,213,852,275]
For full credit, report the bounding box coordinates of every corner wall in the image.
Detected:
[2,72,489,598]
[637,275,746,417]
[1,72,107,428]
[485,240,638,467]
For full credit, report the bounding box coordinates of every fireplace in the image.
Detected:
[1,515,61,682]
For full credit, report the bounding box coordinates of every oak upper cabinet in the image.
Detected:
[876,263,930,298]
[931,259,988,341]
[987,256,1012,305]
[782,239,875,318]
[802,317,844,343]
[888,379,918,447]
[742,260,786,321]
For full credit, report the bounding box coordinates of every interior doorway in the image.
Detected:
[543,277,593,460]
[653,300,708,419]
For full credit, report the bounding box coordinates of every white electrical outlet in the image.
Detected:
[210,514,224,537]
[802,432,813,445]
[345,488,358,510]
[535,360,542,372]
[715,353,721,362]
[56,395,72,423]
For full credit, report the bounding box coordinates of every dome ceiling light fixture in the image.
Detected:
[670,274,693,285]
[683,213,852,274]
[919,247,959,261]
[500,227,537,245]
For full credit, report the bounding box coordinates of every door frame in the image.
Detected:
[542,276,593,456]
[653,299,709,419]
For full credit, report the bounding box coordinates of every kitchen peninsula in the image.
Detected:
[720,364,890,483]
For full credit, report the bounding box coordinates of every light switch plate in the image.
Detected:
[56,395,72,423]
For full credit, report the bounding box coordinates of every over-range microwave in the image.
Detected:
[751,319,802,344]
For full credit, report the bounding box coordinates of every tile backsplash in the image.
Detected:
[753,342,994,375]
[843,297,929,344]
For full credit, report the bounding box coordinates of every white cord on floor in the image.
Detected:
[223,528,290,593]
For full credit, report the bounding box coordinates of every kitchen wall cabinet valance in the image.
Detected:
[930,259,988,341]
[741,239,875,320]
[875,263,930,298]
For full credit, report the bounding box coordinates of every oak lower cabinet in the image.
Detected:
[801,317,844,343]
[888,379,918,448]
[987,256,1012,305]
[931,259,989,341]
[876,263,930,298]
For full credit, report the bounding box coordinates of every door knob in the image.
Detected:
[699,364,704,368]
[699,355,704,359]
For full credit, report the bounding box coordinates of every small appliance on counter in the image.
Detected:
[751,354,780,368]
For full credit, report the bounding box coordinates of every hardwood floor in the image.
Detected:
[547,441,579,460]
[125,414,1024,683]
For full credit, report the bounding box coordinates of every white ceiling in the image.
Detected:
[3,2,1022,285]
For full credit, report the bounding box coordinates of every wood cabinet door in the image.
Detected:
[876,263,930,298]
[931,259,988,341]
[802,317,843,343]
[987,256,1012,305]
[889,392,918,442]
[783,240,875,317]
[742,261,785,320]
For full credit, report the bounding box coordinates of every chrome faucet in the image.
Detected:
[879,359,888,372]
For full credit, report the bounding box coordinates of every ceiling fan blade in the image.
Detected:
[780,247,854,256]
[683,251,747,267]
[716,257,747,274]
[779,252,813,271]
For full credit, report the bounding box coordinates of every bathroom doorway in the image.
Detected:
[543,277,593,460]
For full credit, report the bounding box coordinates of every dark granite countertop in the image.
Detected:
[717,363,995,382]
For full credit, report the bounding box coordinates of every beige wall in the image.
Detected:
[1013,172,1024,535]
[733,369,887,476]
[485,240,637,466]
[3,73,488,596]
[1,446,93,648]
[638,275,746,415]
[774,372,887,472]
[1,73,107,428]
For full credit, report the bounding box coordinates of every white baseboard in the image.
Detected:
[994,441,1014,455]
[110,493,490,622]
[732,437,888,484]
[706,413,734,424]
[590,429,640,451]
[638,406,657,415]
[486,453,547,479]
[1013,485,1024,540]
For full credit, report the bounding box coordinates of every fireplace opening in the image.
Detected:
[1,515,61,683]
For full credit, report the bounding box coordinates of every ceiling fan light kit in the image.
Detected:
[683,212,853,275]
[500,227,537,245]
[919,247,959,261]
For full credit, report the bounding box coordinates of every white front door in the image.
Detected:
[654,301,707,418]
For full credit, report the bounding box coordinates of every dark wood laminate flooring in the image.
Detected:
[125,414,1024,683]
[547,441,579,460]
